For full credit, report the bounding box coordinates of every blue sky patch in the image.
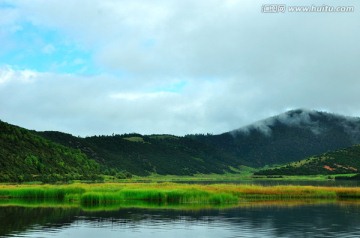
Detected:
[0,21,98,75]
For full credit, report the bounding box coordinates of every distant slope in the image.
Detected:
[38,132,240,176]
[38,109,360,175]
[0,120,100,182]
[3,108,360,179]
[255,144,360,175]
[191,109,360,167]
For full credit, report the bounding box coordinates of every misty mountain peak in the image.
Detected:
[233,109,360,138]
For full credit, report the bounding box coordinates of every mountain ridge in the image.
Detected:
[0,120,101,182]
[37,109,360,174]
[254,144,360,176]
[232,109,360,141]
[1,109,360,178]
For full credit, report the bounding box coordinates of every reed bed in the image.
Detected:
[1,183,360,207]
[79,188,238,206]
[0,185,85,202]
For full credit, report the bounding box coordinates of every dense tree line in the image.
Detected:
[255,144,360,176]
[39,131,241,176]
[2,108,360,181]
[0,121,102,183]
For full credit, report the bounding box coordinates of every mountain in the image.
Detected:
[254,144,360,175]
[0,120,101,182]
[37,109,360,175]
[37,132,240,176]
[2,109,360,179]
[191,109,360,167]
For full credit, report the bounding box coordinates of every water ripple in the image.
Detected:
[2,203,360,238]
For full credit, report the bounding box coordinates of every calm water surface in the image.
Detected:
[2,202,360,238]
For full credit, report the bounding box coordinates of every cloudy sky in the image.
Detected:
[0,0,359,136]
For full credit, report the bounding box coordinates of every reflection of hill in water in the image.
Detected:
[0,206,81,237]
[1,202,360,237]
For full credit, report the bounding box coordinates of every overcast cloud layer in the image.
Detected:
[0,0,359,136]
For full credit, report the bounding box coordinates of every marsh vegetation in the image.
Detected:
[1,183,360,211]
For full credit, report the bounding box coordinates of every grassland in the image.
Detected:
[103,170,357,183]
[1,182,360,211]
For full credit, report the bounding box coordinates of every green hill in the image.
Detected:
[37,109,360,176]
[38,132,240,176]
[254,144,360,176]
[191,109,360,167]
[0,120,101,182]
[2,109,360,180]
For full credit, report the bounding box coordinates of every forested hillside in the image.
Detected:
[38,109,360,175]
[2,109,360,180]
[191,109,360,167]
[255,144,360,175]
[38,132,240,176]
[0,120,101,182]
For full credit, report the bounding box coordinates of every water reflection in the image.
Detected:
[1,201,360,238]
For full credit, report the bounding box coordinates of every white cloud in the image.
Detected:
[109,92,176,101]
[0,66,14,84]
[8,0,360,81]
[0,66,38,84]
[1,0,360,136]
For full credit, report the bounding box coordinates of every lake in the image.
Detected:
[2,201,360,238]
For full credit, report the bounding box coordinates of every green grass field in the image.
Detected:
[102,170,358,183]
[1,182,360,208]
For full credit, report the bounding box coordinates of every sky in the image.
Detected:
[0,0,360,136]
